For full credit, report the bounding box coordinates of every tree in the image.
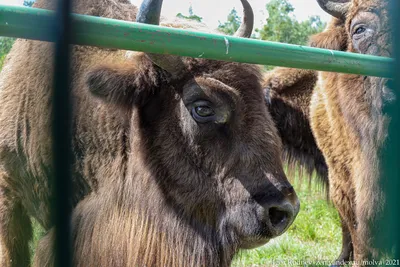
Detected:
[0,0,35,71]
[218,8,241,35]
[176,5,202,22]
[0,37,16,70]
[23,0,35,7]
[256,0,326,45]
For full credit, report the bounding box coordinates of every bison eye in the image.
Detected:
[195,106,214,117]
[353,26,366,35]
[191,101,215,123]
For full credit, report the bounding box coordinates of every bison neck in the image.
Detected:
[123,160,235,267]
[72,155,235,267]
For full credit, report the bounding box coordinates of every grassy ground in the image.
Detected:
[30,174,342,266]
[30,219,45,260]
[233,176,342,267]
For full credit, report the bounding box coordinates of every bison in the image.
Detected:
[0,0,300,266]
[264,0,393,264]
[263,68,328,184]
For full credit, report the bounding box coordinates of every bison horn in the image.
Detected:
[136,0,163,25]
[316,0,351,20]
[234,0,254,38]
[136,0,186,79]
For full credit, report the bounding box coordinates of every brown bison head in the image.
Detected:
[84,0,299,253]
[314,0,394,139]
[316,0,391,57]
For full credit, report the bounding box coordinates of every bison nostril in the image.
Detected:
[269,207,288,227]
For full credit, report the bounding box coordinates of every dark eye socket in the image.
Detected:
[354,26,366,35]
[191,101,216,123]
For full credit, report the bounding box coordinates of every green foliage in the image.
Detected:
[216,0,326,69]
[0,37,16,71]
[176,5,202,22]
[24,0,35,7]
[218,8,241,35]
[256,0,326,45]
[0,1,34,71]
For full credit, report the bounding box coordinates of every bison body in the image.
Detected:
[265,0,393,263]
[311,0,392,261]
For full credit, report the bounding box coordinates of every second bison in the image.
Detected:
[265,0,394,264]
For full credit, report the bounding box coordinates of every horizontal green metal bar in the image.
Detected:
[0,5,395,78]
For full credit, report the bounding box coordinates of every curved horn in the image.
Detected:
[136,0,163,25]
[136,0,186,79]
[234,0,254,38]
[316,0,351,20]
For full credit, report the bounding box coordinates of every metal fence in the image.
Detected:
[0,4,394,78]
[0,0,398,266]
[51,1,73,266]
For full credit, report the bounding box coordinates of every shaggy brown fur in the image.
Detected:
[277,0,392,263]
[263,67,328,187]
[264,61,356,266]
[264,67,356,266]
[0,0,300,266]
[264,0,393,263]
[262,18,349,263]
[311,0,393,262]
[262,17,349,187]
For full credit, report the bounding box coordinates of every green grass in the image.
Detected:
[31,174,342,266]
[233,176,342,267]
[30,218,45,262]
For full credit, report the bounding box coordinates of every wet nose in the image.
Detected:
[266,198,299,237]
[256,185,300,237]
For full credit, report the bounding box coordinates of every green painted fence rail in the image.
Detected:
[0,4,395,78]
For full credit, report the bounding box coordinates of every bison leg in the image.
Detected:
[329,172,359,265]
[338,217,353,261]
[331,215,353,266]
[0,184,32,267]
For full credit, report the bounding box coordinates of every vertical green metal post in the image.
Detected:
[51,0,73,266]
[377,0,400,262]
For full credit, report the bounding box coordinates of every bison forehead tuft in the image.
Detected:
[348,0,390,19]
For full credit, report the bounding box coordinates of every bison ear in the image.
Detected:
[308,18,348,51]
[85,59,161,109]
